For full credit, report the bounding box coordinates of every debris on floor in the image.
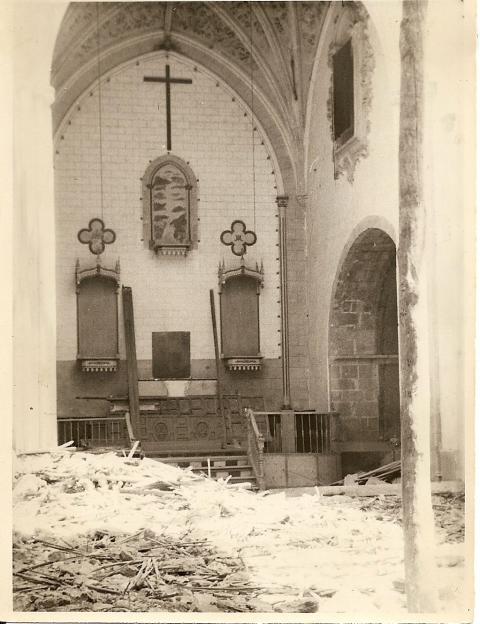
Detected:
[331,460,402,486]
[13,530,260,612]
[12,450,466,614]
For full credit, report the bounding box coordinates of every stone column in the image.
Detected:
[12,3,65,452]
[276,195,291,409]
[398,0,437,612]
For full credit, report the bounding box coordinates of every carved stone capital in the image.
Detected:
[276,195,289,209]
[276,195,289,218]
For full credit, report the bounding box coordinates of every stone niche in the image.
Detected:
[329,228,399,450]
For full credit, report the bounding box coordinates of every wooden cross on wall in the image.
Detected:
[144,64,193,151]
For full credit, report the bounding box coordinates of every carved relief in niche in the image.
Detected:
[75,258,120,372]
[153,421,169,442]
[326,3,375,184]
[195,421,209,439]
[142,154,198,256]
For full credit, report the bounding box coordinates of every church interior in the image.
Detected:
[12,1,473,490]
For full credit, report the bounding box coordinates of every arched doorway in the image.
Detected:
[329,228,400,476]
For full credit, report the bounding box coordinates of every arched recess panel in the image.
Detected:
[329,228,399,472]
[76,261,120,372]
[141,154,198,256]
[219,263,264,371]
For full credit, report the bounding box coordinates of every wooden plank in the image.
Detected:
[280,411,295,453]
[123,411,135,445]
[210,289,230,444]
[122,287,140,439]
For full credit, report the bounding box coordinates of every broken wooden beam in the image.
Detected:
[122,286,140,443]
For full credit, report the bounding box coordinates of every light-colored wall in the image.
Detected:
[12,2,67,452]
[423,0,475,479]
[55,52,282,368]
[304,2,401,412]
[304,0,471,480]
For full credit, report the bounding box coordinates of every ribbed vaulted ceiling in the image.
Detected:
[52,2,330,189]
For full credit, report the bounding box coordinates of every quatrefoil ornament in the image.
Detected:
[78,218,116,255]
[220,220,257,257]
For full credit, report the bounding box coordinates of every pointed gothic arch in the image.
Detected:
[329,227,400,474]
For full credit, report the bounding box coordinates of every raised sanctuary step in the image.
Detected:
[151,452,257,488]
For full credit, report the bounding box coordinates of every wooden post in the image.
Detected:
[122,287,140,441]
[209,289,230,445]
[280,410,296,453]
[398,0,438,612]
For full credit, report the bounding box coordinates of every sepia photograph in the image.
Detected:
[2,0,476,621]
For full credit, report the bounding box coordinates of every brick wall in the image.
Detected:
[54,51,285,415]
[328,229,397,442]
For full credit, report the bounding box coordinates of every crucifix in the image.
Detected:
[144,64,193,151]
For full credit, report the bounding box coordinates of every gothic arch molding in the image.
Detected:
[53,41,292,194]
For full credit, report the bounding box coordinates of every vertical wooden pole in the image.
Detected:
[276,196,291,409]
[398,0,437,612]
[122,286,140,441]
[209,289,230,445]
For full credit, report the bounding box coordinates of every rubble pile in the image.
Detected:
[14,530,265,612]
[12,450,466,614]
[344,493,465,543]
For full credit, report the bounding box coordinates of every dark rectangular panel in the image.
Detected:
[220,278,259,356]
[152,331,190,379]
[333,39,354,141]
[78,278,117,357]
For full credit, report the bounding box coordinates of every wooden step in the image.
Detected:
[193,466,254,477]
[149,453,257,488]
[191,464,252,472]
[156,455,249,465]
[224,476,258,484]
[146,448,246,458]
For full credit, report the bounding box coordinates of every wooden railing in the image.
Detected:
[245,408,266,490]
[294,411,333,453]
[58,417,128,448]
[250,411,283,452]
[249,410,337,455]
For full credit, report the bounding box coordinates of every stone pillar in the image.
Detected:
[276,195,291,409]
[12,3,65,452]
[398,0,438,612]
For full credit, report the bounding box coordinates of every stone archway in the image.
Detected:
[329,228,400,476]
